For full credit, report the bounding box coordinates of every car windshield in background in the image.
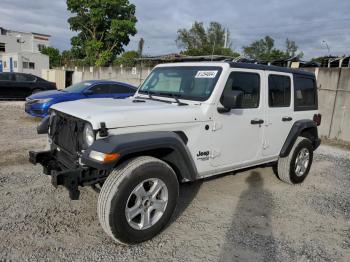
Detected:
[63,82,93,93]
[139,66,222,101]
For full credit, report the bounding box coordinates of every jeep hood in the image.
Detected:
[51,97,206,129]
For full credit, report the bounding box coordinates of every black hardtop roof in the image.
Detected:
[229,62,315,77]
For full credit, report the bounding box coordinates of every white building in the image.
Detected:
[0,27,50,76]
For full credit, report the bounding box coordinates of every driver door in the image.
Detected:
[210,70,265,169]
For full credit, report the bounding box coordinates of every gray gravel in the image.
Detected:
[0,101,349,262]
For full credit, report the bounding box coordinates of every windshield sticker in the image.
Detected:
[195,71,218,78]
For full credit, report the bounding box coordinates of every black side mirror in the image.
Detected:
[218,90,243,113]
[37,116,49,134]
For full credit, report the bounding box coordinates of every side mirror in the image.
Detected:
[37,116,49,134]
[218,90,243,113]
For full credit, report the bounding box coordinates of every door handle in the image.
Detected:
[251,119,264,125]
[282,117,293,122]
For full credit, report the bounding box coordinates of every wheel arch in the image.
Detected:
[81,131,198,182]
[280,120,320,158]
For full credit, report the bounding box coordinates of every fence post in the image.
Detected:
[328,68,342,138]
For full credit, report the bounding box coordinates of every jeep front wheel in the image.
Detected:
[97,156,179,244]
[277,137,314,184]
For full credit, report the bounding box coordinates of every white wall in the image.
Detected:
[0,52,49,77]
[0,31,49,53]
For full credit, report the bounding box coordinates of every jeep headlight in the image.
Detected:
[83,123,95,148]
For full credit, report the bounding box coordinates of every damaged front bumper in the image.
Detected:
[29,150,107,200]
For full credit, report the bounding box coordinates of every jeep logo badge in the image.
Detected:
[197,150,210,161]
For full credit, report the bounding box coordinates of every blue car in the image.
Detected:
[25,80,137,117]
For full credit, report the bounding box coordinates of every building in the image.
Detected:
[0,27,50,76]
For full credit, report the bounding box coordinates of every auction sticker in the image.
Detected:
[195,71,218,78]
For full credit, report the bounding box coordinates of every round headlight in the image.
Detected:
[83,123,95,148]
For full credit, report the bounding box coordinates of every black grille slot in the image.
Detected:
[50,112,85,155]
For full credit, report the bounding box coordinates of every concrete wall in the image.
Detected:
[304,68,350,142]
[69,66,152,87]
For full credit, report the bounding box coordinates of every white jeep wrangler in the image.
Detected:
[30,62,321,244]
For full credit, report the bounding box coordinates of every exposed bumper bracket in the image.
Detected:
[29,150,82,200]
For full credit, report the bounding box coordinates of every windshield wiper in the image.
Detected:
[136,90,172,104]
[168,93,188,106]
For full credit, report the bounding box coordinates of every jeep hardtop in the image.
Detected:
[29,62,321,244]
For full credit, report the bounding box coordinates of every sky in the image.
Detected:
[1,0,350,59]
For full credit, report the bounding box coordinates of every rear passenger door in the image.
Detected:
[14,73,37,98]
[263,72,293,157]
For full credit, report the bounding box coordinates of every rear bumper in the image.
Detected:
[29,150,107,200]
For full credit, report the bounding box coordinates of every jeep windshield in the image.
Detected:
[138,66,222,101]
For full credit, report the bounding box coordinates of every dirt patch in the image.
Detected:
[0,101,349,261]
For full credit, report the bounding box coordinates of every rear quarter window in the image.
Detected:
[293,75,318,111]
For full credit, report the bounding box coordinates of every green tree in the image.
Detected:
[114,50,139,67]
[67,0,137,66]
[41,47,61,68]
[61,50,74,67]
[243,36,303,61]
[176,21,239,57]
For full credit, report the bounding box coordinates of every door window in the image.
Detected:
[15,74,36,82]
[109,84,135,94]
[268,75,291,107]
[222,72,260,108]
[294,76,317,111]
[0,73,11,81]
[89,84,110,94]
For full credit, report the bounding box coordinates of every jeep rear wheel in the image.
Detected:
[97,156,179,244]
[277,137,314,184]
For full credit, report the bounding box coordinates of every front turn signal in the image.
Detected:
[89,151,120,163]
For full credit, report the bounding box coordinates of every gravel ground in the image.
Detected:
[0,101,349,262]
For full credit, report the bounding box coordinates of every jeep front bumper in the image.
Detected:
[29,150,107,200]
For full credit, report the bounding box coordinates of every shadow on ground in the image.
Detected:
[220,171,276,262]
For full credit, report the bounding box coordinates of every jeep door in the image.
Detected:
[210,70,265,168]
[262,72,293,157]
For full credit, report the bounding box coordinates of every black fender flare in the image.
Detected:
[81,131,198,181]
[280,120,320,158]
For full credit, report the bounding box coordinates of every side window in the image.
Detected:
[15,74,36,82]
[0,73,11,81]
[222,72,260,108]
[294,76,317,111]
[268,75,291,107]
[109,84,135,94]
[89,84,110,94]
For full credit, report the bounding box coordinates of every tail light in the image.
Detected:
[313,114,322,126]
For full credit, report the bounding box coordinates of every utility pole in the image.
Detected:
[224,28,228,48]
[138,38,144,85]
[322,40,330,56]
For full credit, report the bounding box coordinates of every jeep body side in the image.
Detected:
[29,62,321,244]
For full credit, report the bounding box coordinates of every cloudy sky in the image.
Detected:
[1,0,350,59]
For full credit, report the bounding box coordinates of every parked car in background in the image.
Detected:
[25,80,137,117]
[0,72,56,100]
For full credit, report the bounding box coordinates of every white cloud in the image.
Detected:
[0,0,349,59]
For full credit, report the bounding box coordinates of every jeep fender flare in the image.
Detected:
[280,120,321,158]
[81,131,198,181]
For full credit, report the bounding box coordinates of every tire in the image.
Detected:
[98,156,179,244]
[32,89,43,95]
[277,137,314,184]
